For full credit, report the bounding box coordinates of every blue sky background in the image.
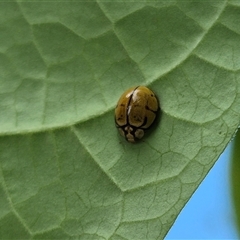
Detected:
[165,142,239,239]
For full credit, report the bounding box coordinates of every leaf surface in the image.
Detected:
[1,1,240,239]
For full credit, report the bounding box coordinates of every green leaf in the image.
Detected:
[1,1,240,239]
[232,130,240,237]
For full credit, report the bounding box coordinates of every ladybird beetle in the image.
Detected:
[115,86,159,143]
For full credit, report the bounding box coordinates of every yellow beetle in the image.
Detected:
[115,86,159,143]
